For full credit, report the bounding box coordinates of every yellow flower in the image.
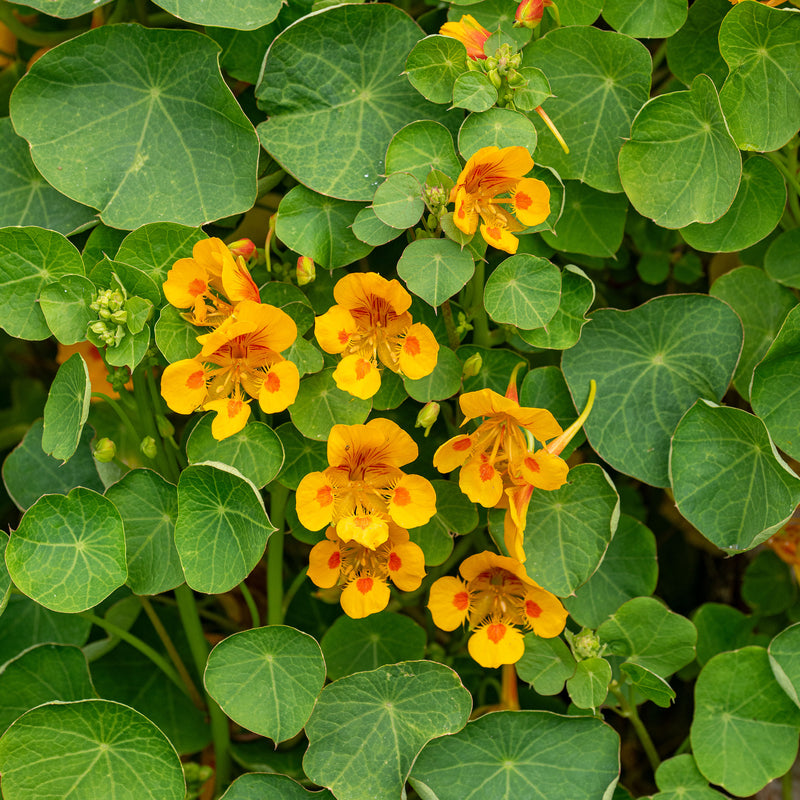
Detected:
[314,272,439,399]
[450,146,550,254]
[160,300,299,440]
[295,418,437,549]
[439,14,492,61]
[428,551,567,668]
[308,524,426,619]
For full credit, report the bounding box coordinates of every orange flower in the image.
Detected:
[308,524,426,618]
[439,14,492,61]
[314,272,439,399]
[428,551,567,668]
[450,146,550,254]
[514,0,552,28]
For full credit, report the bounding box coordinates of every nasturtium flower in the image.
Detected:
[160,299,299,440]
[295,418,437,549]
[308,524,426,619]
[439,14,491,61]
[450,145,550,254]
[514,0,552,29]
[428,551,567,668]
[314,272,439,399]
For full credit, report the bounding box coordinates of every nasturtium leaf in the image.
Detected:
[619,75,741,229]
[518,265,595,351]
[719,2,800,152]
[0,700,185,800]
[186,414,284,490]
[39,275,96,346]
[405,35,468,105]
[290,369,372,441]
[457,107,537,160]
[681,156,786,253]
[397,237,475,307]
[566,657,611,710]
[275,186,372,270]
[386,122,462,185]
[41,354,91,463]
[0,118,96,235]
[452,72,497,113]
[205,626,325,743]
[558,0,603,25]
[523,27,651,193]
[666,0,731,89]
[602,0,687,39]
[541,182,628,257]
[0,644,95,734]
[82,225,127,272]
[432,479,479,535]
[483,254,561,329]
[513,67,552,113]
[89,257,161,308]
[275,422,328,490]
[459,345,526,394]
[372,369,407,410]
[221,773,335,800]
[152,0,282,29]
[562,294,743,487]
[516,635,576,695]
[671,401,800,551]
[11,26,259,230]
[769,623,800,709]
[351,207,402,247]
[693,603,755,667]
[154,305,202,363]
[620,663,676,708]
[692,647,800,797]
[11,0,112,15]
[752,305,800,459]
[0,534,9,617]
[104,469,183,596]
[7,488,126,613]
[303,661,471,800]
[764,228,800,289]
[410,520,454,566]
[653,754,727,800]
[256,4,455,201]
[403,346,462,403]
[0,226,84,340]
[320,612,427,680]
[410,710,620,800]
[450,0,531,47]
[597,597,697,678]
[565,515,658,628]
[175,465,274,594]
[522,464,619,597]
[371,173,424,230]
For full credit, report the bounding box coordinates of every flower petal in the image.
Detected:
[428,576,471,631]
[295,472,337,530]
[333,354,382,399]
[337,513,389,550]
[161,359,208,414]
[480,221,518,254]
[388,474,436,529]
[521,586,568,638]
[386,540,426,591]
[163,258,209,310]
[314,305,359,354]
[307,538,342,589]
[510,177,551,227]
[468,621,525,668]
[204,395,251,440]
[459,456,504,507]
[222,255,260,303]
[398,322,439,380]
[340,575,390,619]
[258,360,300,413]
[433,435,474,473]
[518,449,569,490]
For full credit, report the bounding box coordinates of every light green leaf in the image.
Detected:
[205,625,325,743]
[0,700,185,800]
[153,0,282,29]
[12,0,112,16]
[10,26,259,230]
[483,254,561,329]
[372,369,408,411]
[619,75,741,229]
[769,622,800,708]
[41,354,91,463]
[304,661,471,800]
[666,0,731,89]
[154,305,202,363]
[513,67,553,112]
[405,35,468,105]
[402,346,462,403]
[653,754,727,800]
[516,635,576,696]
[351,207,402,247]
[603,0,687,39]
[765,228,800,289]
[693,603,755,667]
[458,107,537,160]
[558,0,603,25]
[397,238,475,307]
[174,464,274,594]
[566,657,611,710]
[562,294,743,487]
[275,422,328,491]
[452,72,497,113]
[39,274,96,346]
[620,663,676,708]
[385,121,463,184]
[82,224,127,272]
[670,401,800,551]
[743,549,796,615]
[372,173,424,229]
[221,773,335,800]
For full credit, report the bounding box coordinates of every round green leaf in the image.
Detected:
[558,0,603,25]
[522,464,620,597]
[256,4,454,201]
[82,224,127,271]
[565,515,658,628]
[371,173,424,229]
[0,534,9,617]
[620,75,741,229]
[153,0,281,29]
[566,657,611,710]
[693,603,755,667]
[0,699,185,800]
[289,369,372,441]
[303,661,471,800]
[7,488,127,613]
[719,2,800,152]
[276,186,372,269]
[275,422,328,491]
[352,207,403,247]
[39,274,96,346]
[402,346,462,402]
[405,35,468,105]
[452,72,497,113]
[765,228,800,289]
[752,305,800,459]
[0,226,84,340]
[598,597,697,678]
[458,107,537,160]
[372,368,408,410]
[692,647,800,796]
[670,401,800,552]
[385,121,462,183]
[205,625,325,743]
[431,479,479,535]
[666,0,730,89]
[513,67,553,112]
[41,353,91,463]
[523,26,651,193]
[174,464,274,594]
[620,663,676,709]
[320,612,426,680]
[10,26,259,230]
[154,305,202,363]
[654,754,728,800]
[397,237,475,307]
[742,549,796,616]
[410,711,620,800]
[516,636,577,696]
[104,469,183,596]
[769,622,800,709]
[562,294,743,487]
[603,0,687,39]
[483,254,561,329]
[681,156,786,253]
[186,413,284,489]
[0,117,95,235]
[221,773,334,800]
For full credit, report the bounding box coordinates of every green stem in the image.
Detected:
[766,150,800,226]
[441,300,461,350]
[257,170,286,197]
[174,583,231,796]
[0,4,83,46]
[650,40,667,70]
[469,259,491,348]
[783,769,793,800]
[152,595,240,632]
[239,581,260,628]
[609,684,660,772]
[132,367,177,480]
[79,610,187,695]
[283,566,308,616]
[145,367,183,478]
[106,0,130,24]
[267,483,289,626]
[92,392,141,446]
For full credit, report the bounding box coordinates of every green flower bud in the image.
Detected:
[140,436,158,460]
[93,437,116,463]
[156,415,175,438]
[415,402,440,437]
[572,629,602,660]
[462,352,483,378]
[110,309,128,325]
[488,70,503,90]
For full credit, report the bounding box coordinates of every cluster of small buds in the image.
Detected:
[423,184,448,216]
[89,289,128,346]
[570,628,603,660]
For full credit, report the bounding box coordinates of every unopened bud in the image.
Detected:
[140,436,157,460]
[462,352,483,378]
[93,437,116,463]
[296,256,315,286]
[507,70,526,88]
[228,238,256,260]
[156,415,175,438]
[487,70,503,90]
[514,0,551,28]
[415,402,440,437]
[572,629,601,660]
[110,309,127,325]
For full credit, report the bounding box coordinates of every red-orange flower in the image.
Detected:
[439,14,491,60]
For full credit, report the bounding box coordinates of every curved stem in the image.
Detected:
[239,581,260,629]
[282,566,308,616]
[267,483,289,626]
[92,391,141,446]
[609,683,660,773]
[0,4,84,47]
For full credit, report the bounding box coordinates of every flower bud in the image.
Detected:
[296,256,316,286]
[228,238,257,260]
[156,415,175,438]
[572,629,602,660]
[110,309,128,325]
[140,436,157,460]
[93,437,117,463]
[462,352,483,378]
[487,70,503,90]
[514,0,551,29]
[415,402,440,437]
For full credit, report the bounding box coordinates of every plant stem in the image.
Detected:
[267,483,289,626]
[0,4,83,46]
[174,583,231,796]
[239,581,260,628]
[783,769,793,800]
[469,259,491,348]
[257,170,286,197]
[441,300,461,350]
[609,683,660,773]
[283,566,308,616]
[144,367,183,478]
[500,664,520,710]
[92,391,142,446]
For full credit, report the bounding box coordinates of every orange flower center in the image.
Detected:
[453,437,471,451]
[186,370,205,390]
[404,335,421,356]
[525,600,542,618]
[388,552,402,571]
[355,359,371,380]
[328,551,341,570]
[515,191,532,210]
[479,462,495,482]
[524,456,540,472]
[188,278,207,297]
[487,623,506,643]
[453,591,470,611]
[356,576,374,595]
[315,486,333,506]
[393,487,411,506]
[265,371,281,392]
